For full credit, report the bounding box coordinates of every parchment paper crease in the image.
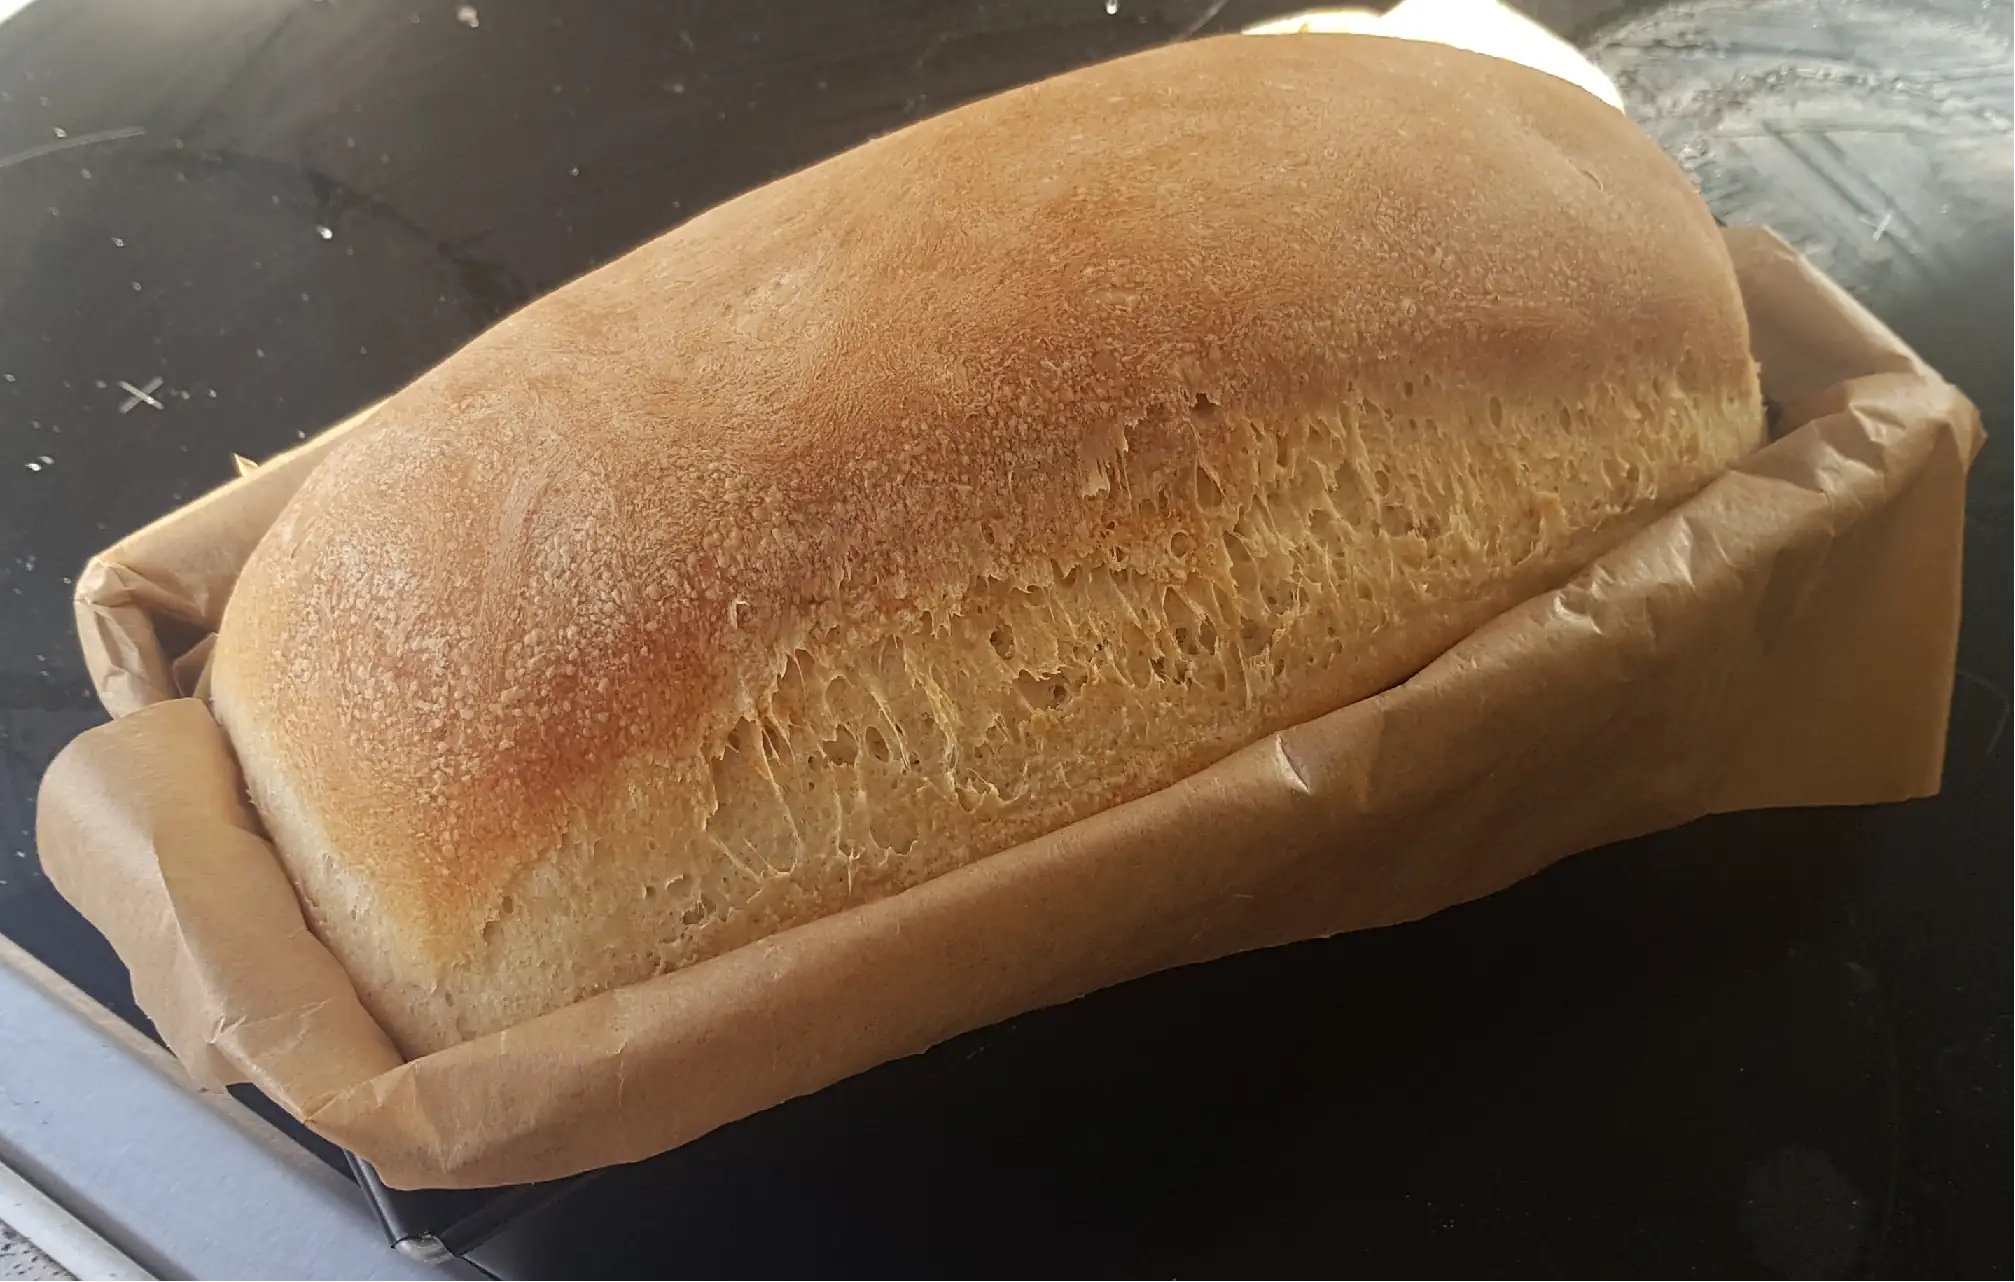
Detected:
[36,228,1982,1188]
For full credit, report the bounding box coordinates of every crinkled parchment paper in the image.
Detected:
[35,229,1982,1188]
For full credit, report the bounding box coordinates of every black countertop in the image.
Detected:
[1,1,2007,1275]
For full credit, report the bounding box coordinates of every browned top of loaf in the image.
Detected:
[214,35,1749,972]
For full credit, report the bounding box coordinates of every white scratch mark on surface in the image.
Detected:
[117,378,163,413]
[0,126,144,172]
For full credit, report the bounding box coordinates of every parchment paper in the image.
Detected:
[35,229,1983,1188]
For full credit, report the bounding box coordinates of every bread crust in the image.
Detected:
[212,34,1761,1055]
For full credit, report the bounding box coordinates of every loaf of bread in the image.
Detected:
[212,34,1762,1056]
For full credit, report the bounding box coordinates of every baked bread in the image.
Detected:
[211,34,1762,1056]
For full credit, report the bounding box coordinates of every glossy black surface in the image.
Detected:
[0,1,2005,1276]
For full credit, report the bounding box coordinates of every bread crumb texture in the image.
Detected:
[212,35,1760,1054]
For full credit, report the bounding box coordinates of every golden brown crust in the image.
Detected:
[212,34,1760,1055]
